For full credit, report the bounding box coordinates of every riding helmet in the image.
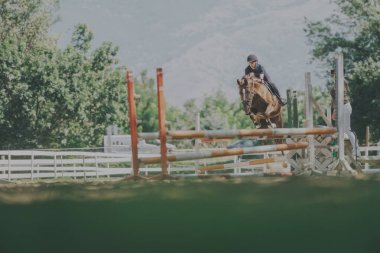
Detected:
[247,54,258,62]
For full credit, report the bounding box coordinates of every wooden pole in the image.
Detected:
[286,89,292,127]
[139,127,337,140]
[199,157,285,172]
[304,72,313,128]
[292,90,299,128]
[305,72,315,171]
[336,51,345,161]
[139,142,308,164]
[156,68,169,177]
[366,126,370,146]
[126,70,140,178]
[195,112,201,170]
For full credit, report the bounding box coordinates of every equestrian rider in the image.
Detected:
[330,69,359,157]
[245,54,286,106]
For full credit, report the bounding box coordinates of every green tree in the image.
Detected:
[200,89,253,130]
[0,0,128,149]
[134,71,158,133]
[304,0,380,141]
[0,0,58,47]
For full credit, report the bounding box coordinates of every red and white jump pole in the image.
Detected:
[198,157,286,172]
[138,127,337,140]
[126,70,140,179]
[156,68,169,177]
[139,142,308,165]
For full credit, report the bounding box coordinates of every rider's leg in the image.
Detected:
[343,103,359,156]
[269,82,286,105]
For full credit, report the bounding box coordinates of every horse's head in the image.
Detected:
[236,77,246,88]
[237,74,262,92]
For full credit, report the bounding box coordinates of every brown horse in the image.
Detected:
[237,74,283,129]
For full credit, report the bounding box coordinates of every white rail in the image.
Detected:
[359,144,380,171]
[0,149,283,181]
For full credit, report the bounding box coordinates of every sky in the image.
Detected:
[50,0,334,107]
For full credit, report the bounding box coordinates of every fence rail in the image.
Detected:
[0,148,291,181]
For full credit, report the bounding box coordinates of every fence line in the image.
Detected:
[0,148,298,180]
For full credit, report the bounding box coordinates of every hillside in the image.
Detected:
[51,0,333,106]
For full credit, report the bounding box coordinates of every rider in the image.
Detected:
[330,69,359,157]
[245,54,286,106]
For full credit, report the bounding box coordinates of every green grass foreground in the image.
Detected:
[1,176,380,253]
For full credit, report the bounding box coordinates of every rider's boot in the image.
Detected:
[274,92,287,106]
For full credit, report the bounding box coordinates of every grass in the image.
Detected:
[1,176,380,253]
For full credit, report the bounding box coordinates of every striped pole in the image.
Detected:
[138,127,336,141]
[336,51,345,161]
[199,157,286,172]
[157,68,169,177]
[127,70,140,178]
[305,72,315,170]
[139,142,308,165]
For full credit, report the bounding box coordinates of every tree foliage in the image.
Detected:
[0,0,256,150]
[0,0,58,48]
[0,0,128,149]
[304,0,380,141]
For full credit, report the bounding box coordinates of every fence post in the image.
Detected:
[305,72,315,171]
[156,68,169,177]
[336,51,345,161]
[31,150,34,181]
[8,150,11,181]
[95,154,99,179]
[106,126,112,153]
[365,126,370,146]
[195,112,201,173]
[126,70,140,179]
[292,90,299,128]
[61,155,64,177]
[286,89,292,127]
[54,155,57,178]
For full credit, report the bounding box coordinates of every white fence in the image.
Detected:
[1,143,378,181]
[359,143,380,172]
[0,148,288,181]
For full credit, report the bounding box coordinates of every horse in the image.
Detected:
[237,74,283,129]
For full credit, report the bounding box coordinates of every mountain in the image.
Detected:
[51,0,334,107]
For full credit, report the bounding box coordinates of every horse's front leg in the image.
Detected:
[264,103,275,118]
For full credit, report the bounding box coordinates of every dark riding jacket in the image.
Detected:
[245,63,282,97]
[245,64,273,84]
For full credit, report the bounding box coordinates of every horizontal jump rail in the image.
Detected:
[199,157,286,172]
[138,127,336,140]
[139,142,308,165]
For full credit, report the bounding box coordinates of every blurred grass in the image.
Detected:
[1,176,380,253]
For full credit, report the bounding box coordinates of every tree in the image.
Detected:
[200,89,253,130]
[0,0,58,48]
[134,71,159,133]
[304,0,380,142]
[0,0,129,149]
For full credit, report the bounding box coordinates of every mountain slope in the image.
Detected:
[51,0,333,106]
